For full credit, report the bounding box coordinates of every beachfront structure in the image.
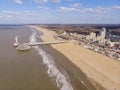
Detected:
[100,28,106,40]
[97,28,107,44]
[13,36,20,47]
[85,32,97,42]
[13,36,68,51]
[84,28,107,44]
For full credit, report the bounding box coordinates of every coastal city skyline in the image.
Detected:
[0,0,120,24]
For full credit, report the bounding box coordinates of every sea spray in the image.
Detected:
[29,27,73,90]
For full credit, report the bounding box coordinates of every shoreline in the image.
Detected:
[33,26,120,90]
[40,41,98,90]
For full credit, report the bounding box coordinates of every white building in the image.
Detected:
[85,32,97,42]
[96,27,107,44]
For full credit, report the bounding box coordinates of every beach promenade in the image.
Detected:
[33,26,120,90]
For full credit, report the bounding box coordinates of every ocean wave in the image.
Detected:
[29,27,73,90]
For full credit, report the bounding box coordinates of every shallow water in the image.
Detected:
[0,25,97,90]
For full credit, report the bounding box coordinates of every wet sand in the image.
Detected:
[40,44,103,90]
[33,26,120,90]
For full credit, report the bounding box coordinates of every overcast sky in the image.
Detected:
[0,0,120,24]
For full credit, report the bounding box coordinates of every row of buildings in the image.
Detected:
[62,28,120,47]
[57,28,120,60]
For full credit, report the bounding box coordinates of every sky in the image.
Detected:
[0,0,120,24]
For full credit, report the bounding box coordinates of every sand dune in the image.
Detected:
[33,26,120,90]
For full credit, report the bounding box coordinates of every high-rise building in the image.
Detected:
[100,28,106,40]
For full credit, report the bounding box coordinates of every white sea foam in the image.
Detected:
[29,28,73,90]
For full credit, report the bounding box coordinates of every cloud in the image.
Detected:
[1,11,22,18]
[33,0,61,3]
[59,6,120,15]
[11,0,23,4]
[0,11,41,18]
[60,7,78,12]
[33,0,48,3]
[110,6,120,10]
[24,13,41,17]
[51,0,61,3]
[37,6,50,10]
[0,14,3,18]
[72,3,81,7]
[2,11,21,15]
[66,0,74,1]
[23,11,41,17]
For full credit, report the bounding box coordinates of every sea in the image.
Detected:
[0,25,98,90]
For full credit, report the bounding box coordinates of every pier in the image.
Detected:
[14,36,69,51]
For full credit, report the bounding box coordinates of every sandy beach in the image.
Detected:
[33,26,120,90]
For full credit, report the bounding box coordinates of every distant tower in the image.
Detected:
[100,27,106,40]
[99,27,107,44]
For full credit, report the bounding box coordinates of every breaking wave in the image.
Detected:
[29,27,73,90]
